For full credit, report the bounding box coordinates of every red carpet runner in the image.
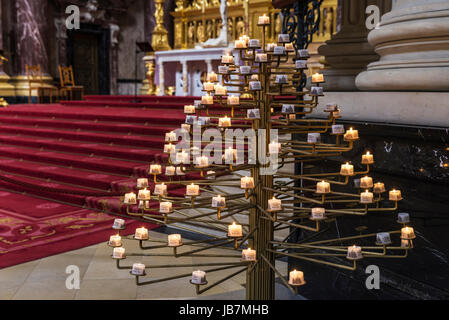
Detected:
[0,95,196,268]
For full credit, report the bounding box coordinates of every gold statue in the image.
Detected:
[152,0,171,51]
[145,59,158,95]
[197,21,205,43]
[174,0,185,12]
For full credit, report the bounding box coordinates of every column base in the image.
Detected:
[11,75,54,97]
[0,72,16,97]
[321,69,361,91]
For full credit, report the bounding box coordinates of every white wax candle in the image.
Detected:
[212,195,226,208]
[168,234,182,247]
[154,183,168,196]
[326,103,338,111]
[113,218,125,229]
[112,247,125,259]
[295,60,307,69]
[289,270,305,286]
[360,176,374,189]
[316,181,331,194]
[242,248,256,261]
[347,245,362,260]
[275,74,288,84]
[235,40,246,48]
[269,141,281,155]
[282,104,295,114]
[201,94,213,105]
[285,43,294,51]
[227,95,240,105]
[297,49,309,58]
[192,270,207,284]
[224,147,236,163]
[248,39,260,48]
[376,232,392,245]
[240,66,252,74]
[332,124,345,134]
[136,178,149,189]
[164,143,175,154]
[362,151,374,164]
[124,192,137,205]
[218,65,229,74]
[389,189,402,201]
[360,190,374,204]
[266,43,276,51]
[401,227,415,239]
[221,54,233,64]
[397,212,410,223]
[138,188,151,200]
[165,131,177,142]
[203,81,214,91]
[312,73,324,83]
[207,72,218,82]
[214,84,227,96]
[195,156,209,168]
[149,164,162,175]
[131,263,145,275]
[340,162,354,176]
[176,151,189,164]
[109,234,122,247]
[228,222,243,237]
[165,166,176,176]
[278,34,290,43]
[311,207,325,220]
[273,46,286,55]
[176,167,185,176]
[186,183,199,196]
[160,201,173,213]
[135,227,149,240]
[249,81,262,91]
[307,133,321,144]
[241,176,255,189]
[268,197,282,211]
[373,182,386,193]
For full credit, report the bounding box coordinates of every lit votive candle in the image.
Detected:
[168,234,182,247]
[344,128,359,141]
[235,39,246,49]
[192,270,207,284]
[227,95,240,105]
[316,180,331,194]
[228,222,243,238]
[401,227,415,240]
[112,218,125,229]
[258,14,270,25]
[176,167,185,176]
[269,140,281,155]
[212,195,226,208]
[285,43,294,51]
[184,104,196,114]
[203,81,214,91]
[360,176,374,189]
[289,269,305,286]
[311,73,324,83]
[362,151,374,164]
[164,143,175,154]
[176,151,189,164]
[154,183,168,197]
[131,263,145,275]
[207,72,218,82]
[165,166,176,176]
[165,131,177,142]
[136,178,149,189]
[124,192,137,205]
[242,248,257,261]
[311,207,325,220]
[109,234,121,247]
[112,247,125,259]
[224,147,237,163]
[221,53,233,64]
[266,43,276,51]
[241,176,255,189]
[186,183,200,196]
[373,182,386,193]
[214,84,227,96]
[138,188,151,201]
[195,156,209,168]
[160,201,173,213]
[135,227,149,240]
[219,116,232,127]
[360,190,374,204]
[201,94,213,105]
[340,162,354,176]
[389,189,402,201]
[268,197,282,211]
[347,245,363,260]
[149,164,162,175]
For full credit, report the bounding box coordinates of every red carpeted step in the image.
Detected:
[0,134,161,162]
[0,157,127,190]
[0,115,177,136]
[60,100,187,109]
[83,95,199,104]
[0,124,166,148]
[0,145,143,175]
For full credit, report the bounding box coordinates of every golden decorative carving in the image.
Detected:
[145,58,158,95]
[152,0,172,51]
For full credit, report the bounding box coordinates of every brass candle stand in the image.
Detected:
[107,22,415,300]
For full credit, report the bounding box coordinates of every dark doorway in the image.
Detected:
[67,24,110,95]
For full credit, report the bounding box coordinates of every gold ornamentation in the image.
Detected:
[152,0,172,51]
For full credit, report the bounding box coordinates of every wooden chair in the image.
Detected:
[59,65,84,101]
[26,64,59,104]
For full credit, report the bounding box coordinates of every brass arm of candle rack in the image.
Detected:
[260,254,297,296]
[196,266,248,295]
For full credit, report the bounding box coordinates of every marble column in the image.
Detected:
[181,60,188,96]
[356,0,449,91]
[158,60,165,96]
[0,0,15,97]
[318,0,392,91]
[12,0,52,97]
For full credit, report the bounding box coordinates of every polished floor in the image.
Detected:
[0,229,290,300]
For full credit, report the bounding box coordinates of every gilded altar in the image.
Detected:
[171,0,338,50]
